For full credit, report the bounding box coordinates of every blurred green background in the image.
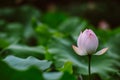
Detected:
[0,0,120,80]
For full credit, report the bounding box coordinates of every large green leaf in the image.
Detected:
[43,72,63,80]
[43,72,76,80]
[6,44,45,58]
[0,59,44,80]
[4,55,52,71]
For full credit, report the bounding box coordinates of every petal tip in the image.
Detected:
[94,47,108,55]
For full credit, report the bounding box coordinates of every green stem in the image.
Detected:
[88,55,91,80]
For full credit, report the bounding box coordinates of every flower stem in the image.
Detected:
[88,55,91,80]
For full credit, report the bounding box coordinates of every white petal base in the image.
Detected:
[72,45,87,56]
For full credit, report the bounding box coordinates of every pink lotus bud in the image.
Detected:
[98,20,110,30]
[72,29,108,56]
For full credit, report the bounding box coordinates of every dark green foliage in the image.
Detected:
[0,6,119,80]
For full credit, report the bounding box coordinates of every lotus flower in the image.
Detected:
[72,29,108,56]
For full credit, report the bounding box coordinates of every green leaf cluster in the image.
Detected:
[0,6,120,80]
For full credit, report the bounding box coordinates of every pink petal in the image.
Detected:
[77,32,83,47]
[84,32,98,54]
[94,48,108,55]
[72,45,87,56]
[79,29,89,48]
[79,29,98,54]
[88,29,97,37]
